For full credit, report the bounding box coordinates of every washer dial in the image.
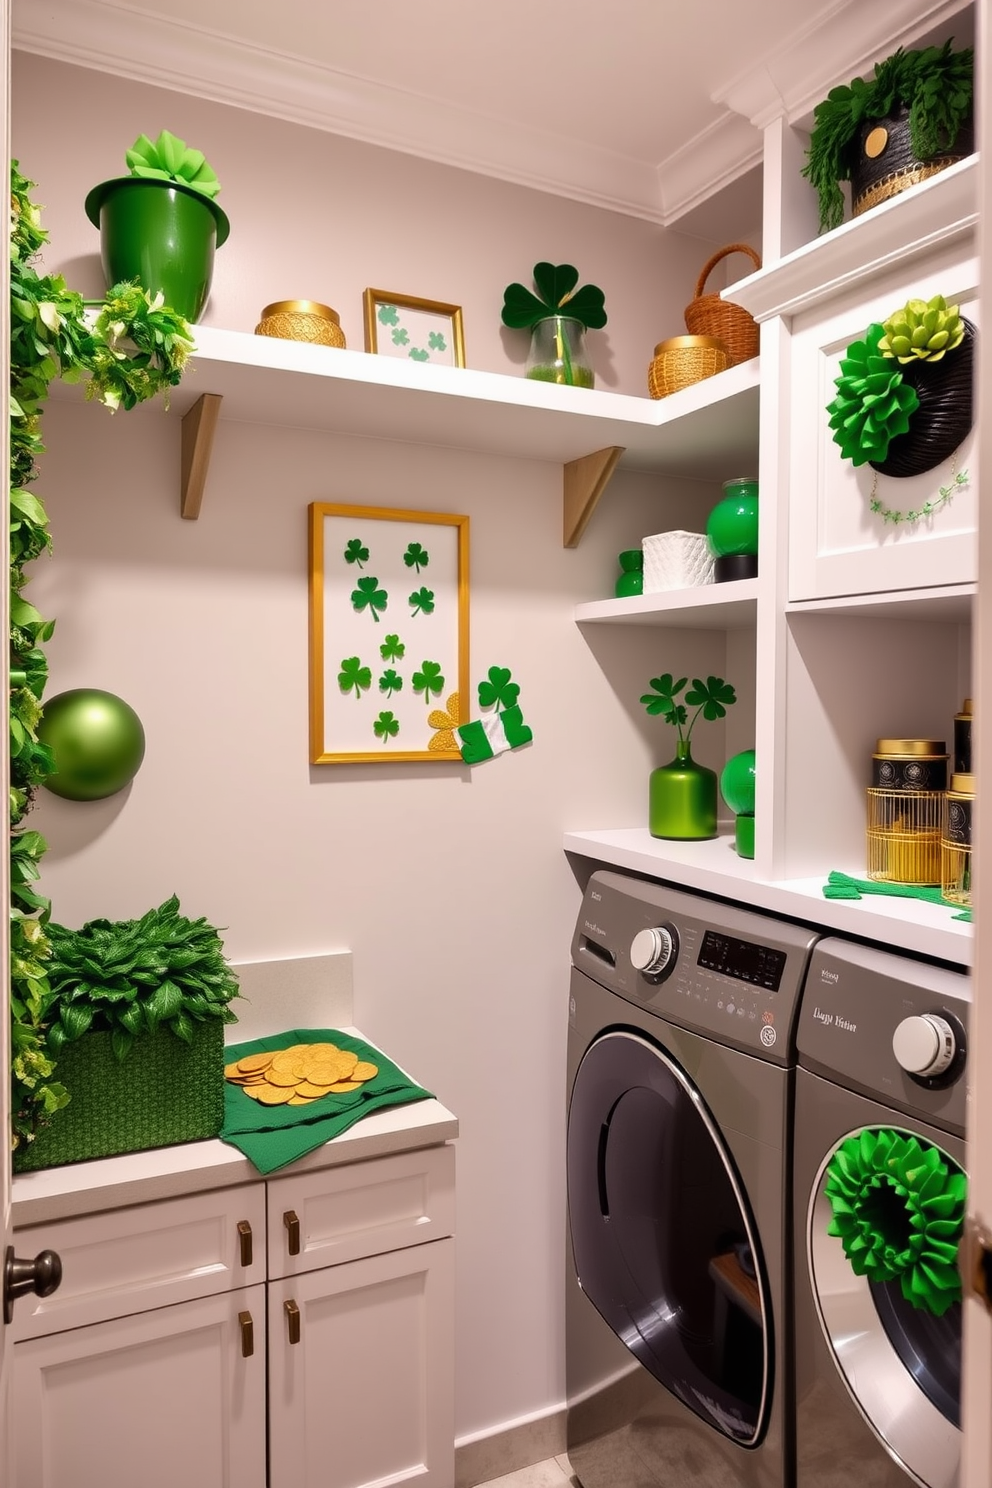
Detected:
[892,1013,957,1078]
[630,925,678,977]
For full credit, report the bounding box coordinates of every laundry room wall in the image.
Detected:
[12,49,755,1445]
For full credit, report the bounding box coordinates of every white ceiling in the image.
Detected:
[13,0,973,224]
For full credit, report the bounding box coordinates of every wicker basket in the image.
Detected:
[255,299,346,348]
[683,244,761,366]
[648,336,730,399]
[13,1021,226,1172]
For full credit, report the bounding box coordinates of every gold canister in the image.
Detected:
[941,771,975,906]
[871,738,948,792]
[254,300,346,348]
[954,698,973,775]
[647,336,729,399]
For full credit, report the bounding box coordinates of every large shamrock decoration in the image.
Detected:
[501,262,607,331]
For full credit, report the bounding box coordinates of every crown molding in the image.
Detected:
[655,113,762,223]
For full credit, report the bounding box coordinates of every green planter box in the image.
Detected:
[14,1021,226,1173]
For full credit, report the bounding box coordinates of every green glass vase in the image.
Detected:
[649,741,717,840]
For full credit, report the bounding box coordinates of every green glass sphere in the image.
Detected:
[720,748,756,816]
[39,689,146,801]
[707,479,759,558]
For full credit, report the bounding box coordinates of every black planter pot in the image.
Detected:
[850,103,974,218]
[870,319,976,480]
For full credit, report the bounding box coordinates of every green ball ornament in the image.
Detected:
[706,478,759,558]
[720,749,756,816]
[39,689,146,801]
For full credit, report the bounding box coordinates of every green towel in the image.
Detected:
[220,1028,433,1174]
[822,871,972,923]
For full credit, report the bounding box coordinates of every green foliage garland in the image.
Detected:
[45,896,240,1061]
[9,162,193,1152]
[803,41,974,234]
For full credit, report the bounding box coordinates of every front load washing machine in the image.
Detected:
[566,869,820,1488]
[794,937,969,1488]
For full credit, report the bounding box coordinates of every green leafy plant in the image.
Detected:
[373,711,400,742]
[45,896,240,1063]
[351,575,388,622]
[478,666,519,711]
[344,538,369,568]
[379,669,403,697]
[380,634,405,661]
[125,129,221,201]
[803,41,974,233]
[412,660,445,701]
[404,542,429,572]
[338,657,372,699]
[639,674,737,750]
[826,324,920,465]
[9,162,193,1152]
[501,262,607,331]
[878,295,965,363]
[409,587,435,616]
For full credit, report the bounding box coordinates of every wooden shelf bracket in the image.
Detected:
[563,446,625,547]
[180,392,223,519]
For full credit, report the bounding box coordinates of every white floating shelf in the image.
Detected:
[785,584,974,624]
[563,827,972,968]
[576,579,758,629]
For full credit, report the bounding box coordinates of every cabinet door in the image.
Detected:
[269,1237,455,1488]
[13,1284,267,1488]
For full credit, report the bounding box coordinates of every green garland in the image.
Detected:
[9,162,193,1153]
[824,1128,965,1315]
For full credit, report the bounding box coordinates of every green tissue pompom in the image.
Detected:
[826,324,920,465]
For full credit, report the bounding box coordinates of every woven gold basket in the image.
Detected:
[648,335,730,399]
[255,299,346,348]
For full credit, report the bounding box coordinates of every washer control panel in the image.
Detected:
[892,1013,957,1077]
[572,870,821,1064]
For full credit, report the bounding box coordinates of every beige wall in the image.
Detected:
[13,50,752,1441]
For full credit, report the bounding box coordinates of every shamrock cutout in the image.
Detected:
[427,692,461,752]
[377,305,400,326]
[380,634,405,661]
[351,576,388,623]
[412,659,445,702]
[501,262,607,332]
[428,331,447,352]
[379,669,403,697]
[409,587,435,616]
[338,657,372,700]
[344,538,368,568]
[409,348,430,362]
[373,711,400,742]
[392,327,410,346]
[478,666,520,712]
[404,542,429,573]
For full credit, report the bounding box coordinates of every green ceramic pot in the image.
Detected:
[707,477,759,581]
[84,177,231,322]
[649,742,717,839]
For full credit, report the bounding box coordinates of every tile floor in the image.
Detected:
[475,1458,574,1488]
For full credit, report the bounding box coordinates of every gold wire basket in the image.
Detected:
[648,335,729,399]
[866,788,942,884]
[254,299,346,348]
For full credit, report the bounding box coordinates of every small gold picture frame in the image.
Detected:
[363,289,466,368]
[309,503,470,764]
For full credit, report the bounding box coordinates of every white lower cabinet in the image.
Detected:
[11,1143,456,1487]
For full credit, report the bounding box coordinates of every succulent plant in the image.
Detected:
[826,323,920,466]
[878,295,965,363]
[125,130,221,201]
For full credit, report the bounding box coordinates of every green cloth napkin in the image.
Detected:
[220,1028,433,1174]
[822,871,972,923]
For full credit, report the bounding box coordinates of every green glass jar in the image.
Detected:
[525,316,594,388]
[707,476,759,581]
[649,741,717,840]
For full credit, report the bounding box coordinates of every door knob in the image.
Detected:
[4,1245,63,1324]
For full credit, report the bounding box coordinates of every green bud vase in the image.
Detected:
[649,740,717,840]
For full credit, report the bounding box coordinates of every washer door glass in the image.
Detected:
[809,1125,963,1487]
[567,1029,770,1446]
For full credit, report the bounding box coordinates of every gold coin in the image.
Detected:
[240,1085,263,1100]
[335,1051,359,1076]
[265,1068,302,1087]
[255,1084,296,1105]
[287,1094,318,1105]
[271,1051,304,1073]
[328,1080,362,1093]
[351,1061,378,1081]
[237,1052,274,1073]
[295,1081,333,1099]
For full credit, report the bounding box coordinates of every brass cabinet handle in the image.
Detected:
[284,1209,301,1256]
[285,1298,301,1345]
[237,1220,253,1268]
[239,1310,254,1358]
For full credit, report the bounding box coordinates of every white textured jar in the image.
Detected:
[641,530,714,593]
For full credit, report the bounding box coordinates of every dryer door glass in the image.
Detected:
[567,1029,769,1445]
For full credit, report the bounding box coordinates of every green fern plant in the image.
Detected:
[803,41,973,234]
[45,897,241,1063]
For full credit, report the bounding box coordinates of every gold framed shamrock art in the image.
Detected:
[309,504,470,763]
[362,289,466,367]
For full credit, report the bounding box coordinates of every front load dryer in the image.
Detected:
[794,937,969,1488]
[566,869,820,1488]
